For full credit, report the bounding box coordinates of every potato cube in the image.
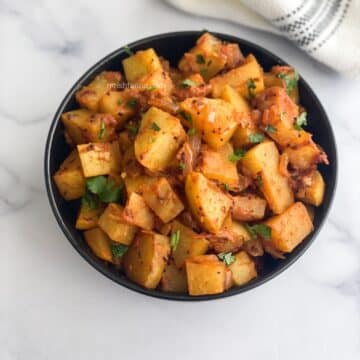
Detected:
[84,227,113,262]
[198,143,239,189]
[53,150,85,200]
[98,203,137,245]
[231,194,267,221]
[266,202,314,252]
[296,170,325,206]
[76,203,104,230]
[122,48,163,83]
[134,107,186,171]
[61,109,117,144]
[241,141,294,214]
[179,97,239,149]
[185,172,232,233]
[123,231,170,289]
[185,255,228,296]
[142,177,184,223]
[124,175,157,196]
[171,221,209,268]
[228,251,257,286]
[283,144,323,172]
[220,84,251,120]
[160,261,188,293]
[77,143,113,177]
[123,192,155,230]
[98,90,136,127]
[210,54,264,98]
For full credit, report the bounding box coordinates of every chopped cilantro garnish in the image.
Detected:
[218,252,236,266]
[249,133,264,144]
[111,244,128,258]
[247,78,256,99]
[123,45,134,56]
[245,223,271,240]
[170,230,181,251]
[228,148,246,162]
[179,79,197,88]
[151,122,160,131]
[294,112,307,130]
[98,121,106,140]
[196,54,205,64]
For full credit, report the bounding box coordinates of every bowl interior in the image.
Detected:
[45,31,337,300]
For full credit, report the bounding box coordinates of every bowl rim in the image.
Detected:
[44,30,338,301]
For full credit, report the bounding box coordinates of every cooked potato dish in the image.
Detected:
[53,33,329,296]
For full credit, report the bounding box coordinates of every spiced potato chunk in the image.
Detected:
[53,32,328,296]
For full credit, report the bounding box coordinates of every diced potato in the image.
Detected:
[53,150,85,200]
[283,144,323,172]
[123,231,170,289]
[228,251,257,286]
[179,97,239,149]
[77,143,112,177]
[61,110,117,144]
[266,202,314,252]
[185,255,228,296]
[134,107,186,171]
[232,125,261,148]
[98,90,136,127]
[124,175,157,196]
[220,84,251,120]
[171,221,209,268]
[142,177,184,223]
[207,215,251,253]
[137,69,174,97]
[296,170,325,206]
[210,54,264,98]
[160,261,188,293]
[76,203,104,230]
[75,71,122,111]
[123,192,155,230]
[122,48,163,83]
[198,143,239,189]
[98,203,137,245]
[84,227,113,262]
[108,140,122,174]
[185,172,232,233]
[241,141,294,214]
[231,194,267,221]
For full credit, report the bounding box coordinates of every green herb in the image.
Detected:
[126,123,138,135]
[111,244,128,258]
[249,133,264,144]
[228,148,246,162]
[276,70,299,95]
[257,175,263,188]
[179,79,197,88]
[218,252,236,266]
[200,68,208,77]
[86,176,124,204]
[179,162,186,170]
[147,85,157,91]
[126,98,137,109]
[196,54,205,64]
[294,112,307,130]
[81,191,98,210]
[98,121,106,140]
[117,98,124,105]
[187,127,196,137]
[279,111,287,122]
[179,111,192,123]
[223,183,230,191]
[123,45,134,56]
[245,223,271,240]
[170,230,181,251]
[247,78,256,99]
[151,122,160,131]
[264,124,276,133]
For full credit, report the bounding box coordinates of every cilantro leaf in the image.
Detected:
[294,112,307,130]
[123,45,134,56]
[98,121,106,140]
[179,111,192,123]
[179,79,197,88]
[111,244,128,258]
[86,176,107,194]
[247,78,256,99]
[245,223,272,240]
[147,85,157,91]
[218,252,236,266]
[126,98,137,109]
[276,70,299,95]
[126,123,138,135]
[223,183,230,191]
[228,148,246,162]
[187,127,196,137]
[249,133,264,144]
[265,124,276,133]
[86,176,124,204]
[196,54,205,64]
[151,122,161,131]
[179,162,186,170]
[81,191,98,210]
[200,68,208,77]
[170,230,180,251]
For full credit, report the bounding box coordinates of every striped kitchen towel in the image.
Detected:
[166,0,360,77]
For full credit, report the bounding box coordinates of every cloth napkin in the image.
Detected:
[166,0,360,77]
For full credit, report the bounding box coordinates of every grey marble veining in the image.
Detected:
[1,0,359,359]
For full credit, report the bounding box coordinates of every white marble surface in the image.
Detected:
[1,0,360,359]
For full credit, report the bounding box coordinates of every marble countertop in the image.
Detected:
[2,0,360,359]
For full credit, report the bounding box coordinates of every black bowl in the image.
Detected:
[44,31,337,301]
